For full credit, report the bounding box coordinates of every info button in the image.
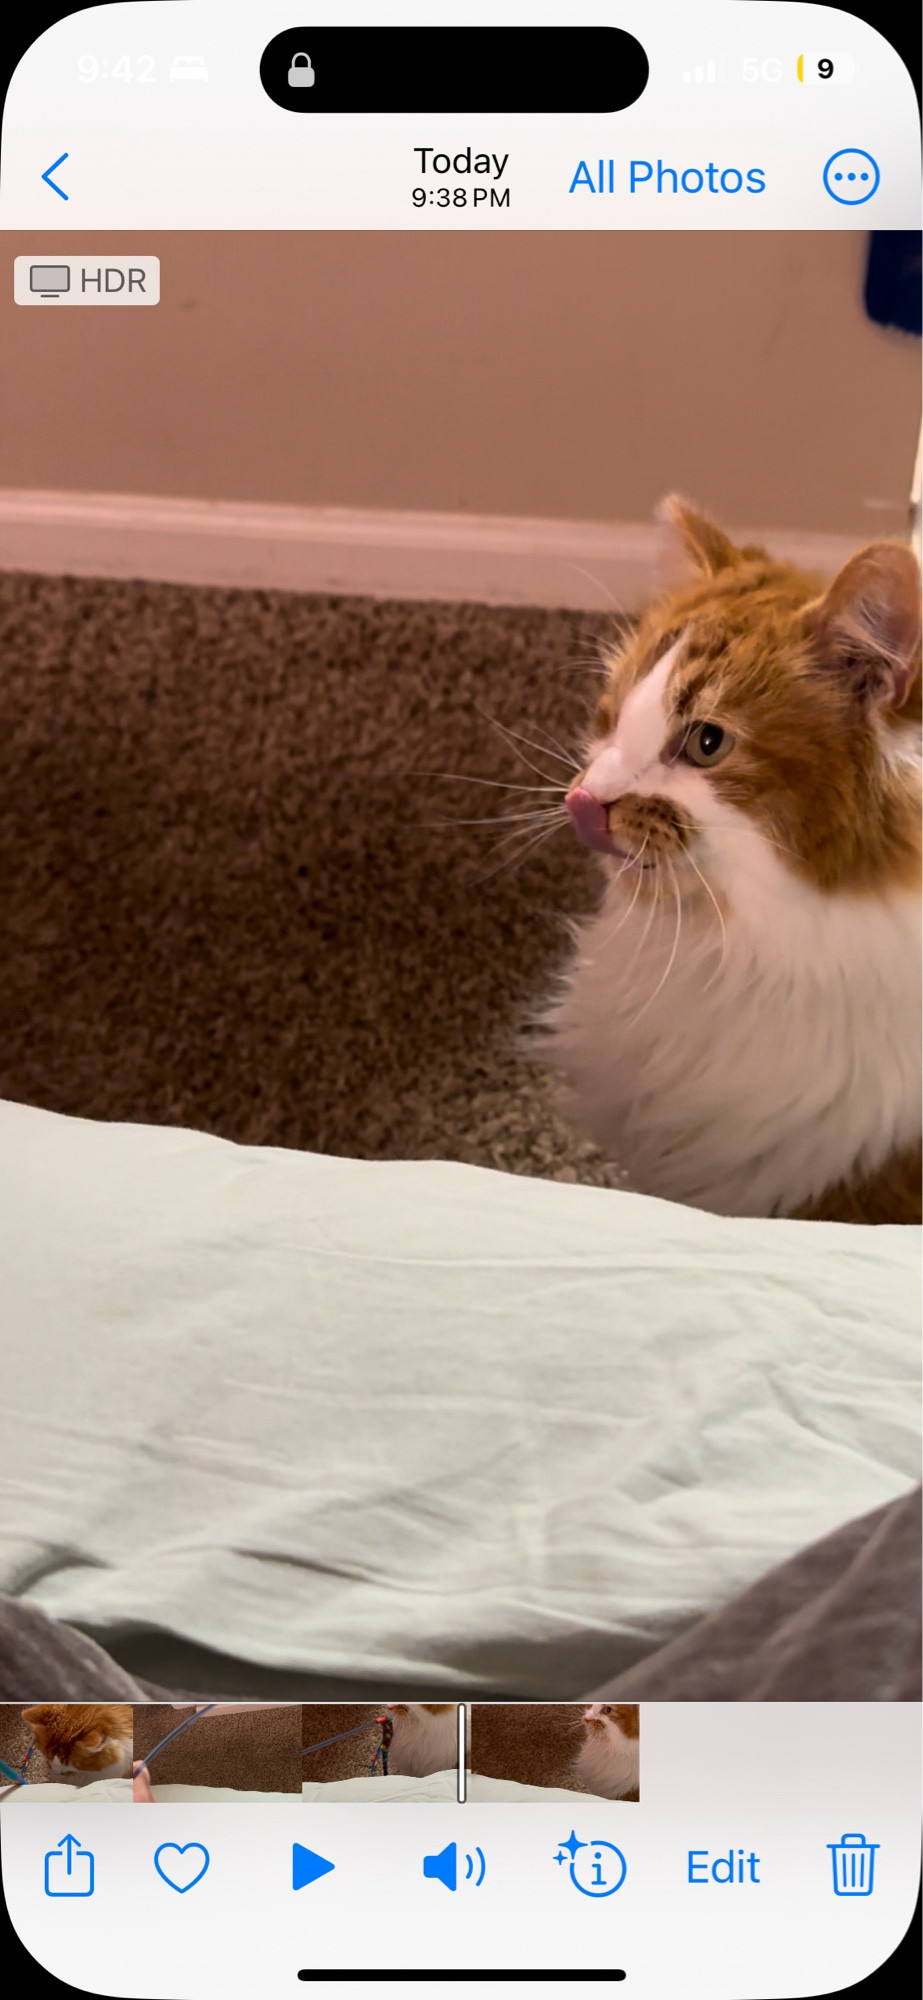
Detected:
[14,256,159,304]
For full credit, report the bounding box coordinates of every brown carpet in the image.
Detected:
[469,1704,592,1793]
[0,572,620,1180]
[132,1704,301,1791]
[301,1704,386,1781]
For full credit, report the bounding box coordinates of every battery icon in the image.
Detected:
[827,1833,879,1896]
[797,53,857,84]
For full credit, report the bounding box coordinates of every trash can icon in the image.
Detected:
[828,1833,878,1896]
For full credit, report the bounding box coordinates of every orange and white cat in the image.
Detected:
[22,1704,133,1786]
[545,499,922,1222]
[384,1703,457,1776]
[574,1704,640,1800]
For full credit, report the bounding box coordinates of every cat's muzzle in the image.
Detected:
[566,786,689,868]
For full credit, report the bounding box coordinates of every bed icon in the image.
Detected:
[827,1834,878,1896]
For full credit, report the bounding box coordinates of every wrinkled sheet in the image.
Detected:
[1,1097,918,1696]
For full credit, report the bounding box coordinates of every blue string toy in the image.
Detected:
[301,1714,392,1776]
[0,1741,35,1797]
[133,1704,218,1777]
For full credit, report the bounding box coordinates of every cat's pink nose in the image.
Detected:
[566,786,613,853]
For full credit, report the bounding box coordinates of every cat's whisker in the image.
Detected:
[484,811,568,856]
[594,835,653,949]
[587,852,647,960]
[683,849,729,984]
[472,818,564,884]
[473,704,579,780]
[516,716,584,772]
[634,852,662,960]
[591,848,655,971]
[695,821,800,864]
[563,562,630,620]
[479,730,562,787]
[626,857,684,1027]
[423,806,567,831]
[411,769,565,795]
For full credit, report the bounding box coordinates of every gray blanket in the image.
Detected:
[591,1485,921,1701]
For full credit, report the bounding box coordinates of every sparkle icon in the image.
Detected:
[554,1831,627,1897]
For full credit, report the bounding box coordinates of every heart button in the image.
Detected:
[154,1842,210,1893]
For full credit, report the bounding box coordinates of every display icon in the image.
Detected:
[44,1835,94,1897]
[30,265,70,298]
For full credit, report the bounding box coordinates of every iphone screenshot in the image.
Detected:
[0,4,920,1996]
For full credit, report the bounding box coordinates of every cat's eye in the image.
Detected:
[681,720,735,768]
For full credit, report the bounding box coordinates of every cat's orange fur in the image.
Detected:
[592,516,921,896]
[22,1703,133,1779]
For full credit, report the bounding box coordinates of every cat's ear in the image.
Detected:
[82,1730,104,1748]
[656,495,744,581]
[21,1707,47,1724]
[805,542,921,711]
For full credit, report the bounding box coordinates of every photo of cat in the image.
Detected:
[545,506,921,1224]
[468,1704,641,1801]
[0,227,919,1712]
[6,1703,133,1787]
[573,1704,641,1801]
[384,1703,458,1776]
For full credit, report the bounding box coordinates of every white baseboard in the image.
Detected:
[0,489,859,612]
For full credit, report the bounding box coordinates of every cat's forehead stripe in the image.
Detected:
[585,638,683,800]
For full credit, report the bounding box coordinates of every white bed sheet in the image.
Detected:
[5,1779,130,1803]
[1,1097,918,1694]
[5,1774,596,1804]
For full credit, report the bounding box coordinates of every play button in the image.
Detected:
[292,1843,335,1890]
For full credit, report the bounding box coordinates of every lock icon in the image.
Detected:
[288,52,315,88]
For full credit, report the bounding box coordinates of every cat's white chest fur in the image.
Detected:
[575,1711,639,1799]
[546,810,922,1216]
[386,1706,457,1778]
